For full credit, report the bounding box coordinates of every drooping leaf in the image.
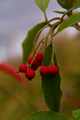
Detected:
[43,44,53,66]
[72,109,80,120]
[28,111,69,120]
[52,47,58,65]
[41,44,62,112]
[58,13,80,32]
[35,0,50,12]
[42,73,61,111]
[22,22,47,63]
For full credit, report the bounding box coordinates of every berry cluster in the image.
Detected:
[40,65,58,76]
[28,52,43,70]
[19,52,43,80]
[19,52,59,80]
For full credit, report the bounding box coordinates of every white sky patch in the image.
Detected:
[7,33,25,58]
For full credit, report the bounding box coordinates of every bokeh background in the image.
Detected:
[0,0,80,119]
[0,0,60,62]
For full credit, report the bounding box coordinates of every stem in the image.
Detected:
[61,9,73,22]
[74,23,80,31]
[48,17,61,23]
[30,18,62,65]
[62,10,80,31]
[49,21,61,43]
[53,10,66,14]
[44,12,53,27]
[34,17,61,46]
[44,12,48,22]
[29,38,45,65]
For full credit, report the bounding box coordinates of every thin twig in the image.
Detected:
[48,17,61,23]
[29,38,45,65]
[74,23,80,31]
[34,17,61,44]
[44,12,48,22]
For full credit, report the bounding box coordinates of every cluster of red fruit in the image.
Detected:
[19,52,43,80]
[40,65,58,76]
[19,52,58,80]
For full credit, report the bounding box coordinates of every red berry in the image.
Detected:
[0,63,23,82]
[31,62,39,70]
[28,56,33,64]
[40,65,49,75]
[28,52,44,70]
[28,56,37,65]
[19,64,27,73]
[48,65,58,75]
[25,67,35,80]
[28,57,38,70]
[36,52,44,62]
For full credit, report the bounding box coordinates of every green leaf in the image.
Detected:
[22,22,46,63]
[41,44,62,112]
[72,109,80,120]
[52,47,58,65]
[57,0,80,10]
[42,71,61,111]
[28,111,68,120]
[35,0,50,12]
[58,13,80,32]
[43,44,53,66]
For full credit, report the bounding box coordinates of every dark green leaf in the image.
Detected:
[58,13,80,32]
[57,0,80,10]
[28,111,69,120]
[52,47,60,68]
[35,0,50,12]
[43,44,53,66]
[42,74,61,111]
[22,22,46,63]
[53,10,66,14]
[41,44,62,112]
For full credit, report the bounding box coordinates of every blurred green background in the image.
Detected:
[1,32,80,119]
[0,0,80,119]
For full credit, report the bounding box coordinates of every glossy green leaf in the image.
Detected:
[22,22,46,63]
[72,109,80,120]
[35,0,50,12]
[43,44,53,66]
[58,13,80,32]
[42,73,61,111]
[53,47,58,65]
[41,44,62,112]
[28,111,68,120]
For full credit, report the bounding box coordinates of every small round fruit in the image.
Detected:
[40,65,49,75]
[19,64,27,73]
[36,52,44,62]
[25,67,35,80]
[48,65,58,75]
